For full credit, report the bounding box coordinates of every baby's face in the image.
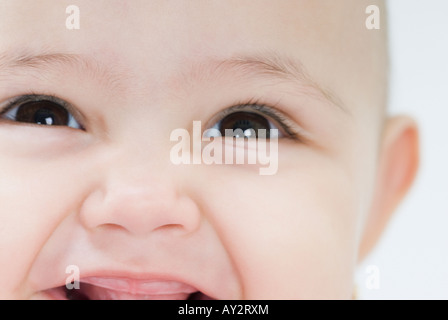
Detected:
[0,0,389,299]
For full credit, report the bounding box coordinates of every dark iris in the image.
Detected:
[15,101,69,126]
[218,112,271,138]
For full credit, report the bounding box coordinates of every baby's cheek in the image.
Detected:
[0,155,82,297]
[199,152,360,299]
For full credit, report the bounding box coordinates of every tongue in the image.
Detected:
[79,278,197,300]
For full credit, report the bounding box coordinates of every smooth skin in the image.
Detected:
[0,0,418,299]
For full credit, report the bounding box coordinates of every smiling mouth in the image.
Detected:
[46,277,215,300]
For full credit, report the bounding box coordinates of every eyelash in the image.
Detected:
[0,93,85,130]
[0,95,302,141]
[210,100,301,141]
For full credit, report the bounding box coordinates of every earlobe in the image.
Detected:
[358,115,420,261]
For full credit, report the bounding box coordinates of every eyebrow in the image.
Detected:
[0,51,126,93]
[184,53,346,111]
[0,50,345,111]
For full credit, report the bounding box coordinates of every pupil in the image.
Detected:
[220,112,270,138]
[34,109,55,125]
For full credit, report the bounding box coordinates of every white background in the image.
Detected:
[355,0,448,299]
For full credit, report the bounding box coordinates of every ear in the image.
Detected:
[358,115,420,261]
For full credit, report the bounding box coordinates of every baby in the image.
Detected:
[0,0,419,299]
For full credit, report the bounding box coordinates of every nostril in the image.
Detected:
[97,223,129,233]
[80,181,201,236]
[152,223,186,233]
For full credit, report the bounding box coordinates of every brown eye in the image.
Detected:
[16,101,69,126]
[1,97,82,129]
[215,111,275,138]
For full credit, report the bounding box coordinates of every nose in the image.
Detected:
[79,160,201,237]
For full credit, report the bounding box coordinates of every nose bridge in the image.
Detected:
[101,140,175,200]
[79,144,201,236]
[106,169,175,213]
[107,150,169,190]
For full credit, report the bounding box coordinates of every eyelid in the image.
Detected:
[208,102,303,141]
[0,94,86,130]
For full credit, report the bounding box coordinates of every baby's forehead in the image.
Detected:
[0,0,386,118]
